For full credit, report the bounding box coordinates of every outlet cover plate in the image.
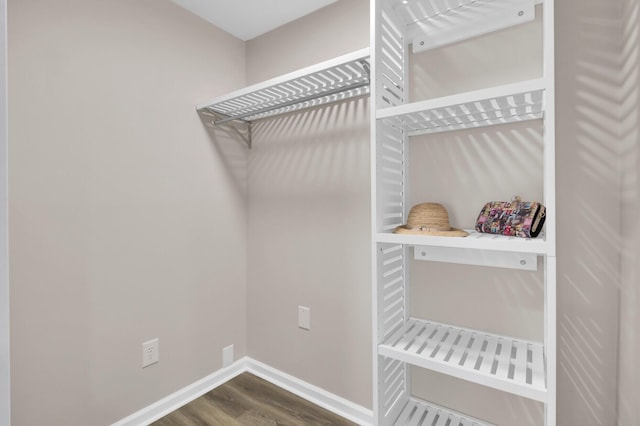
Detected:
[223,344,234,368]
[298,306,311,330]
[142,338,159,368]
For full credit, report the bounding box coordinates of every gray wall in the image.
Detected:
[8,1,248,424]
[5,0,635,424]
[245,0,373,409]
[246,0,370,85]
[0,0,9,424]
[556,0,622,424]
[618,0,640,423]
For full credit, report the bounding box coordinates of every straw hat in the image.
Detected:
[394,203,468,237]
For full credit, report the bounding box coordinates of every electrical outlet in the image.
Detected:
[298,306,311,330]
[142,338,159,368]
[223,344,234,368]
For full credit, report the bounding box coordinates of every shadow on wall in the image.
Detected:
[248,96,370,196]
[409,5,543,101]
[556,0,623,424]
[244,96,372,409]
[410,121,544,228]
[618,0,640,423]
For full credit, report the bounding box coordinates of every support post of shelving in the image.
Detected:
[370,1,380,424]
[543,0,556,425]
[0,0,10,423]
[545,256,557,426]
[372,0,555,424]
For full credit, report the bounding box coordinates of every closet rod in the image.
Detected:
[213,78,370,126]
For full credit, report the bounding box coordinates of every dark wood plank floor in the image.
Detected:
[152,373,358,425]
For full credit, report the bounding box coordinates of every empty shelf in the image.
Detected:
[379,318,547,402]
[393,398,493,426]
[376,79,545,135]
[375,230,548,255]
[198,48,370,124]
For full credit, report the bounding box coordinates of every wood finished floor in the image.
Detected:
[151,373,358,426]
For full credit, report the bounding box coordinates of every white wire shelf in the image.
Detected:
[198,48,370,124]
[379,318,547,402]
[376,79,546,135]
[393,398,493,426]
[375,230,548,255]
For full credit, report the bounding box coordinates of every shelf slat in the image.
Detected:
[198,48,370,123]
[393,398,494,426]
[375,230,548,255]
[379,318,547,402]
[376,79,546,135]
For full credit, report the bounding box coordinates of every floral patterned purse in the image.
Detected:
[475,196,546,238]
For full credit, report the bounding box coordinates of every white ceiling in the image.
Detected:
[172,0,338,41]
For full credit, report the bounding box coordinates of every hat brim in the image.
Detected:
[393,225,469,237]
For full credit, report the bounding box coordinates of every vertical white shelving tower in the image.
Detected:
[370,0,555,425]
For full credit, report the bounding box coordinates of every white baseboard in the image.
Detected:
[111,357,373,426]
[112,359,247,426]
[245,358,373,426]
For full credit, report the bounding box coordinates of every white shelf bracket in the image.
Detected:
[198,109,252,149]
[359,59,371,78]
[414,245,538,271]
[410,0,536,53]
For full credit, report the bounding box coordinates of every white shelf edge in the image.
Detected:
[410,0,536,54]
[399,316,544,347]
[375,78,546,120]
[394,398,495,426]
[405,112,544,137]
[414,245,538,271]
[375,230,548,255]
[379,318,548,403]
[197,47,371,111]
